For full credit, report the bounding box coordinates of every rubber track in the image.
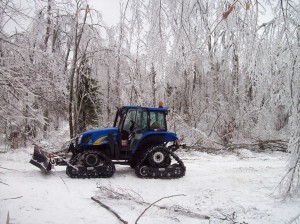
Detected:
[66,151,115,178]
[135,146,186,179]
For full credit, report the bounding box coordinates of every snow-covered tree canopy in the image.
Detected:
[0,0,299,194]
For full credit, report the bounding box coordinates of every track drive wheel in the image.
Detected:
[82,152,102,167]
[148,145,171,168]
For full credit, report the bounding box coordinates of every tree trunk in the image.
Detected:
[151,63,156,107]
[44,0,52,51]
[68,4,89,138]
[115,0,129,107]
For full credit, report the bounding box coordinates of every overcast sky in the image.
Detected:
[5,0,275,34]
[4,0,121,33]
[88,0,120,26]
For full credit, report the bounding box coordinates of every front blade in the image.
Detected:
[29,145,52,173]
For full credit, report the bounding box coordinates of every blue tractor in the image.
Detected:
[30,105,186,179]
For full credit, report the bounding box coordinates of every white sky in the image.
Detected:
[88,0,120,26]
[3,0,121,34]
[4,0,275,34]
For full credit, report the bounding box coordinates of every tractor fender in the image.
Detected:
[130,133,178,168]
[133,132,178,154]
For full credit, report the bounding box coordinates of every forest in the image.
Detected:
[0,0,299,196]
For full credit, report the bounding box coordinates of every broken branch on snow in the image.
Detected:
[60,176,70,193]
[135,194,186,224]
[0,180,8,186]
[186,139,288,153]
[95,184,210,221]
[0,165,17,171]
[91,197,128,224]
[1,196,23,201]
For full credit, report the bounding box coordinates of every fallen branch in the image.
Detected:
[96,185,209,221]
[232,139,288,152]
[0,166,17,171]
[91,197,128,224]
[170,205,210,220]
[219,211,237,222]
[186,139,288,153]
[135,194,186,224]
[96,184,145,205]
[1,196,22,201]
[60,176,70,193]
[0,180,9,186]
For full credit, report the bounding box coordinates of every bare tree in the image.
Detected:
[68,1,89,138]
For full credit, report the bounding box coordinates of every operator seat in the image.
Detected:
[150,121,160,130]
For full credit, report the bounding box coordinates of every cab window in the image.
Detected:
[135,109,148,131]
[149,111,166,131]
[123,109,148,132]
[123,109,136,133]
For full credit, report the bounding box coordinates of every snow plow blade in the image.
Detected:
[30,145,52,173]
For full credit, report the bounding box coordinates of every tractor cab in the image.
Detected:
[114,106,169,152]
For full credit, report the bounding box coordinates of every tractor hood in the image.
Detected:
[78,127,117,146]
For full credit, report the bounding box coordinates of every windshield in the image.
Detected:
[149,111,167,131]
[123,108,148,132]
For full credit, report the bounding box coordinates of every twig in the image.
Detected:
[208,113,221,137]
[6,211,9,224]
[1,196,23,201]
[135,194,186,224]
[287,212,300,224]
[170,205,210,220]
[0,180,9,186]
[0,166,17,171]
[60,176,70,193]
[91,197,128,224]
[127,189,144,203]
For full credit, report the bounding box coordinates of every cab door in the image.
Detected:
[121,108,148,152]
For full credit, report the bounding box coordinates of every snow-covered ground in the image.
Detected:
[1,147,299,224]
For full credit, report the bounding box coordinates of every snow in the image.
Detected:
[1,148,299,224]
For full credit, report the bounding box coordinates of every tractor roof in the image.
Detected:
[122,106,168,112]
